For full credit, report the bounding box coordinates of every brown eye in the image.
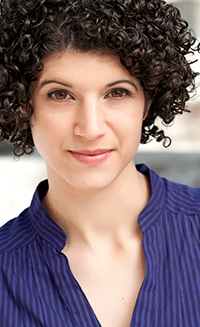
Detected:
[107,88,131,99]
[111,90,125,97]
[47,89,71,101]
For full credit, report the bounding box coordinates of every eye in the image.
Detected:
[47,89,73,101]
[107,88,131,99]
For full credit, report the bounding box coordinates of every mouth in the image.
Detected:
[69,149,114,165]
[69,149,113,156]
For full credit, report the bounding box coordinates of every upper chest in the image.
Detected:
[62,236,145,327]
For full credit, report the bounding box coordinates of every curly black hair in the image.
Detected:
[0,0,199,156]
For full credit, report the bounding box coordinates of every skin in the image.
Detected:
[30,49,151,255]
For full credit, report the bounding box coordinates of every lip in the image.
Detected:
[69,149,113,155]
[69,149,114,165]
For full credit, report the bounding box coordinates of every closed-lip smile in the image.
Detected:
[69,149,113,156]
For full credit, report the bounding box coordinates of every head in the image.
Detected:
[0,0,199,156]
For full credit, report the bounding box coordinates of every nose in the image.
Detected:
[74,98,107,141]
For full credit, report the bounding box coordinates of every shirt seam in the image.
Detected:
[163,207,200,217]
[0,233,42,254]
[142,207,200,235]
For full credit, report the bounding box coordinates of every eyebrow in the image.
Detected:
[39,79,138,91]
[39,80,72,90]
[107,80,138,91]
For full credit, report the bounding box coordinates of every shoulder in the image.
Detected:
[163,177,200,215]
[0,179,49,254]
[137,164,200,233]
[140,163,200,215]
[142,169,200,234]
[0,207,37,253]
[138,163,200,215]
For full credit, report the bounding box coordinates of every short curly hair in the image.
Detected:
[0,0,199,156]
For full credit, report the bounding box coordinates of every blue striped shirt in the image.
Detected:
[1,163,200,326]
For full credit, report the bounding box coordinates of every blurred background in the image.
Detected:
[1,0,200,227]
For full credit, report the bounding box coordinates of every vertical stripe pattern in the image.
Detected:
[0,164,200,326]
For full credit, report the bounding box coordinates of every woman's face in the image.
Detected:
[31,50,150,192]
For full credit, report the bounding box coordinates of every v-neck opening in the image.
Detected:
[61,231,148,327]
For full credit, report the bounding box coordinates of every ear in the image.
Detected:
[143,100,152,120]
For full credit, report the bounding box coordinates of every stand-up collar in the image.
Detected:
[29,164,166,250]
[136,164,166,233]
[29,180,66,251]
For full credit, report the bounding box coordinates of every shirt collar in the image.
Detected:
[29,164,166,250]
[136,164,166,233]
[29,180,66,251]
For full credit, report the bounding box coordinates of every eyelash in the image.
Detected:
[47,90,73,101]
[47,88,132,101]
[106,88,132,99]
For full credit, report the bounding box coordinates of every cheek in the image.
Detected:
[118,109,144,151]
[32,109,70,137]
[30,112,69,156]
[118,107,144,135]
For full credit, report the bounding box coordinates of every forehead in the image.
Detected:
[40,50,130,77]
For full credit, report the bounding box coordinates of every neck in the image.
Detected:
[42,161,150,251]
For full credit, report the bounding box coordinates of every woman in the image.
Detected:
[0,0,200,326]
